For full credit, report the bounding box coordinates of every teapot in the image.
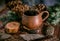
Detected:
[22,10,49,30]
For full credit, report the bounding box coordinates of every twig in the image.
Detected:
[0,5,7,13]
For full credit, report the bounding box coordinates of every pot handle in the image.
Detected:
[41,11,49,21]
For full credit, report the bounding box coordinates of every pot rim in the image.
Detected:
[23,10,40,16]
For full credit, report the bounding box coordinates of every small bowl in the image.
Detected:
[5,22,20,33]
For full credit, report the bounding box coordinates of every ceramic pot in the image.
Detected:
[22,10,49,30]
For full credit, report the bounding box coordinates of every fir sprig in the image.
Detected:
[0,10,19,25]
[47,4,60,25]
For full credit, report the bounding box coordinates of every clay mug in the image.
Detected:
[22,10,49,30]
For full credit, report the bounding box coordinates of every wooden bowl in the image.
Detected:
[5,22,20,33]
